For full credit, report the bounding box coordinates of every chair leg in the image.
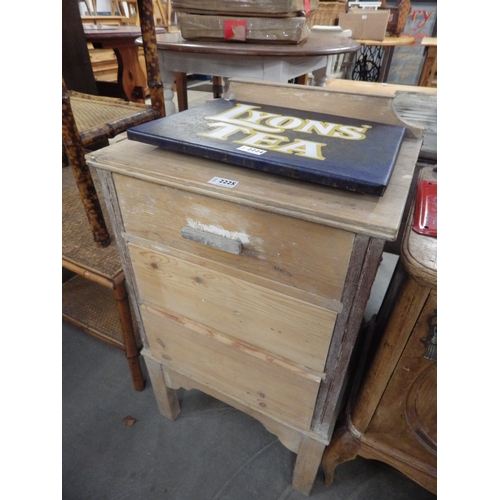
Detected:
[212,76,223,98]
[113,281,146,391]
[175,72,188,111]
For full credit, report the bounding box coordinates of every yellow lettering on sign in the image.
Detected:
[295,119,340,137]
[331,125,372,140]
[198,104,373,161]
[234,131,288,149]
[274,139,326,160]
[266,116,304,130]
[198,122,251,141]
[206,104,280,133]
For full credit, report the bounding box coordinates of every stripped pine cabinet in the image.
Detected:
[88,79,423,496]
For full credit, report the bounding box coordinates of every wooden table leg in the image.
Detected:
[212,76,223,98]
[311,66,329,87]
[418,45,437,87]
[143,352,181,420]
[378,46,395,83]
[112,44,148,103]
[175,72,188,111]
[292,436,326,496]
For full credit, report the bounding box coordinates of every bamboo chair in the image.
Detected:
[62,0,165,391]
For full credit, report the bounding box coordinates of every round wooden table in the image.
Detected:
[151,31,361,114]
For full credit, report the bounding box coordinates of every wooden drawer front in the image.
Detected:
[114,174,353,306]
[129,243,336,373]
[142,305,321,431]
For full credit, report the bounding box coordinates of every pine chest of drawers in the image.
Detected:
[88,80,423,495]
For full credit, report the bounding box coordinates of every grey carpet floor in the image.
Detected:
[62,320,436,500]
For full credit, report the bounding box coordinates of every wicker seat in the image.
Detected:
[62,0,165,391]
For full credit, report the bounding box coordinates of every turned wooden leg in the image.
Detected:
[311,67,328,87]
[113,281,145,392]
[321,424,361,487]
[143,353,181,420]
[292,436,326,496]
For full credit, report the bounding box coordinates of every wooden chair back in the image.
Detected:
[63,0,165,248]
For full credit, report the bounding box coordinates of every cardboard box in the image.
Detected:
[338,9,390,41]
[178,13,309,44]
[172,0,319,16]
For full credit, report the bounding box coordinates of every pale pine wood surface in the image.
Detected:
[326,79,437,95]
[142,306,321,431]
[143,354,180,420]
[113,173,353,306]
[88,80,424,496]
[152,353,320,451]
[226,79,423,139]
[88,138,420,241]
[421,37,437,47]
[292,436,327,494]
[128,243,337,373]
[89,80,422,242]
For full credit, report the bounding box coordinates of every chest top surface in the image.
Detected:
[88,80,423,241]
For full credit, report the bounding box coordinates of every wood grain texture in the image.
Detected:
[129,243,336,372]
[326,79,437,96]
[322,422,361,486]
[350,262,429,432]
[113,280,145,391]
[125,232,342,312]
[322,174,437,494]
[160,363,307,452]
[355,431,436,493]
[113,173,353,305]
[141,303,324,383]
[311,235,385,441]
[292,436,326,496]
[88,135,421,242]
[142,350,180,420]
[88,80,422,497]
[225,79,423,139]
[96,169,149,347]
[142,305,321,431]
[365,292,437,457]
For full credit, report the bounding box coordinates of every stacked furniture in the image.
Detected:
[171,0,320,44]
[87,78,424,494]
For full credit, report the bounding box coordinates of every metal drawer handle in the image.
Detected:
[181,226,242,255]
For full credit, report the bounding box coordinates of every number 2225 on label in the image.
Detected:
[208,176,239,188]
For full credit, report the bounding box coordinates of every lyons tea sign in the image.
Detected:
[128,100,406,195]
